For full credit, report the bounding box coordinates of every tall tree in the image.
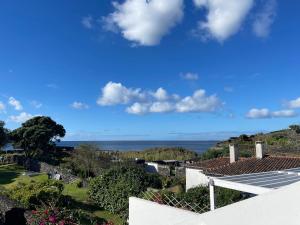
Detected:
[10,116,66,157]
[0,121,9,150]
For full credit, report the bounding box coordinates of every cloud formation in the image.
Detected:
[98,81,222,115]
[193,0,254,42]
[0,102,5,113]
[71,101,89,110]
[97,82,145,106]
[30,100,42,109]
[180,72,199,80]
[8,97,23,111]
[9,112,34,123]
[253,0,277,38]
[287,97,300,109]
[81,16,94,29]
[246,108,297,119]
[103,0,184,46]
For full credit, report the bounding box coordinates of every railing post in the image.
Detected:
[209,178,215,211]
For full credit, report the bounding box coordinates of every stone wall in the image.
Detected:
[39,162,78,183]
[17,159,78,184]
[157,165,171,176]
[175,166,186,178]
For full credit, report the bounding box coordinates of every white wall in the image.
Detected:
[145,162,159,173]
[186,167,208,191]
[129,197,201,225]
[129,181,300,225]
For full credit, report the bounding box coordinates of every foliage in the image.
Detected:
[63,144,111,178]
[0,121,9,150]
[200,147,229,160]
[118,147,197,161]
[88,165,151,218]
[215,187,246,207]
[289,124,300,134]
[177,186,209,206]
[9,179,64,208]
[10,116,66,158]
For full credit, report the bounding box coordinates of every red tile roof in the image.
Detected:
[187,156,300,176]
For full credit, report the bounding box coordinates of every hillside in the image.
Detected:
[202,125,300,160]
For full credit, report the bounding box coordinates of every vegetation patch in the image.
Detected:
[118,147,197,161]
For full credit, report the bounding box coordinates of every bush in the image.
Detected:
[178,186,209,206]
[9,180,64,208]
[89,165,151,218]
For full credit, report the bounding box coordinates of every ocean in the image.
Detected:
[57,141,219,154]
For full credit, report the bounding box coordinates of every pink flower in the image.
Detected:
[48,215,56,223]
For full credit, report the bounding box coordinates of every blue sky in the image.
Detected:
[0,0,300,141]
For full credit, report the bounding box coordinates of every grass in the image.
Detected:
[0,164,124,225]
[0,164,48,189]
[63,180,124,225]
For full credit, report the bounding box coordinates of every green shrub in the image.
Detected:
[9,180,64,208]
[88,165,151,218]
[178,186,209,206]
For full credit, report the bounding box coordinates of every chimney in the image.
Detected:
[255,141,265,159]
[229,144,239,163]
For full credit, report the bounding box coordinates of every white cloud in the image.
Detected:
[246,108,271,119]
[0,102,5,113]
[30,100,42,109]
[9,112,34,123]
[8,97,23,111]
[287,97,300,109]
[81,16,94,29]
[99,82,223,115]
[180,72,199,80]
[150,102,174,113]
[246,108,297,119]
[272,110,297,118]
[104,0,184,46]
[97,82,145,106]
[253,0,277,38]
[193,0,254,42]
[175,90,221,113]
[71,101,89,110]
[151,88,169,101]
[126,102,150,115]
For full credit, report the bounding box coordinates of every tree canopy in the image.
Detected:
[0,121,9,150]
[10,116,66,157]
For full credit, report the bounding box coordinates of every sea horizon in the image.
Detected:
[58,140,219,154]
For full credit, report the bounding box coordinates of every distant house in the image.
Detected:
[186,141,300,190]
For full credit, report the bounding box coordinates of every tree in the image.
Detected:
[0,121,9,150]
[10,116,66,157]
[67,144,111,178]
[289,125,300,134]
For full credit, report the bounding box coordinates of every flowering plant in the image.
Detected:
[27,205,115,225]
[27,206,79,225]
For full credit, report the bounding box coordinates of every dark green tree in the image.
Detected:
[10,116,66,157]
[289,124,300,134]
[0,121,9,150]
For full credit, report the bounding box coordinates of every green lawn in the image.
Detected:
[0,164,124,225]
[63,180,124,225]
[0,164,48,189]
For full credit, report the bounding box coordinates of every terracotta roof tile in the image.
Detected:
[187,156,300,176]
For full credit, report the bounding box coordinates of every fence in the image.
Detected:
[142,191,210,214]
